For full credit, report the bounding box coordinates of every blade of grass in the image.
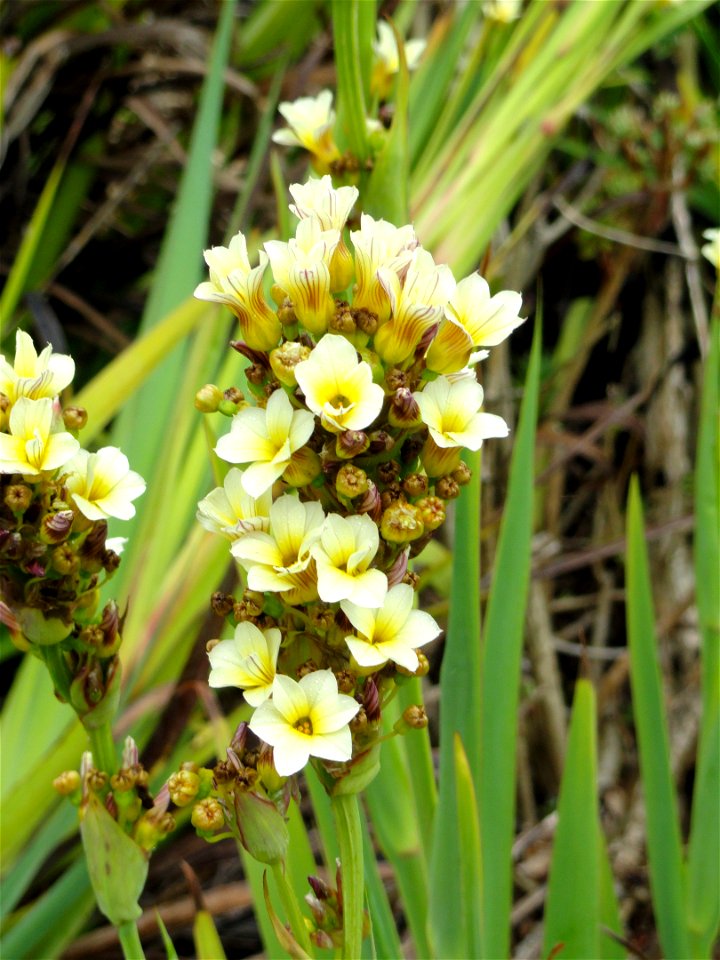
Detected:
[360,821,404,960]
[598,832,626,960]
[332,0,371,160]
[626,477,690,960]
[686,316,720,954]
[479,312,541,959]
[427,445,481,959]
[110,0,235,528]
[543,679,600,959]
[454,734,484,958]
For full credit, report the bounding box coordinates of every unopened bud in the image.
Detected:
[415,496,446,531]
[329,241,354,293]
[269,341,310,387]
[62,406,88,431]
[336,464,368,499]
[54,770,81,796]
[40,509,74,544]
[395,704,428,731]
[4,484,32,513]
[380,500,425,543]
[336,430,370,459]
[194,384,223,413]
[452,461,473,486]
[356,481,382,522]
[387,548,410,587]
[363,677,381,722]
[389,387,422,428]
[308,875,331,901]
[168,769,201,807]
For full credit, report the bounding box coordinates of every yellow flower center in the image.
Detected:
[294,716,314,736]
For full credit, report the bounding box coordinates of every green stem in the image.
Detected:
[117,920,145,959]
[331,792,364,960]
[87,720,118,775]
[270,861,313,956]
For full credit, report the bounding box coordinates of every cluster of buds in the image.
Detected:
[194,175,525,792]
[0,332,145,722]
[54,738,178,926]
[305,867,370,950]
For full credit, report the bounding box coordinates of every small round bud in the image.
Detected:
[452,461,473,486]
[168,769,201,807]
[211,591,235,618]
[86,769,108,793]
[399,704,428,730]
[4,484,33,513]
[402,473,428,498]
[62,406,88,431]
[415,496,446,531]
[336,430,370,459]
[436,476,461,500]
[110,769,136,793]
[194,384,223,413]
[336,464,368,499]
[380,500,425,544]
[192,797,225,832]
[378,461,401,484]
[53,770,81,796]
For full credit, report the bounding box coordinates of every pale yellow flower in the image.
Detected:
[311,512,387,607]
[483,0,522,23]
[414,376,509,475]
[350,214,417,322]
[272,90,340,170]
[193,232,281,351]
[0,330,75,403]
[215,389,315,498]
[64,447,145,521]
[294,334,385,434]
[342,582,440,671]
[425,274,525,374]
[196,467,272,540]
[208,622,282,706]
[701,228,720,271]
[232,495,325,605]
[249,670,360,776]
[375,248,456,365]
[289,176,359,291]
[371,22,426,99]
[265,219,341,335]
[0,397,79,476]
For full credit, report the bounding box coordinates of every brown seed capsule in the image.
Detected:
[354,308,378,335]
[402,473,428,498]
[111,769,136,793]
[378,461,401,484]
[436,476,461,500]
[329,308,356,334]
[87,769,108,793]
[334,669,356,695]
[62,406,88,431]
[4,484,32,513]
[211,592,235,618]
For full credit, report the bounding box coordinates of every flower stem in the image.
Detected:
[270,860,313,956]
[87,719,118,775]
[117,920,145,959]
[332,792,364,960]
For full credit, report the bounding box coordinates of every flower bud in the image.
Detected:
[336,464,368,499]
[40,509,74,544]
[194,384,223,413]
[232,789,289,864]
[54,770,81,796]
[380,500,425,544]
[329,240,354,293]
[356,480,382,522]
[4,484,32,514]
[386,547,410,587]
[336,430,370,459]
[452,461,473,486]
[415,496,446,531]
[168,769,201,807]
[394,704,428,731]
[62,406,88,431]
[269,341,311,387]
[363,677,381,722]
[388,387,422,428]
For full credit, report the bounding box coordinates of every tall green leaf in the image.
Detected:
[479,313,542,959]
[626,477,690,960]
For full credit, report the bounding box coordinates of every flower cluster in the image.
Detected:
[0,332,144,721]
[195,176,524,788]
